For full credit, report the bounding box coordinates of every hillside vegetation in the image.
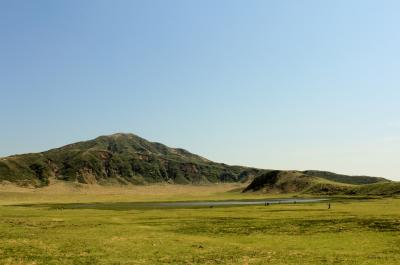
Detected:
[0,133,392,192]
[0,133,261,187]
[243,170,398,196]
[302,170,387,185]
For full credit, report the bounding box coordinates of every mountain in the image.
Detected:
[0,133,262,187]
[301,170,387,185]
[242,170,396,196]
[0,133,392,190]
[243,170,352,194]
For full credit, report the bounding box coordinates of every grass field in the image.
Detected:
[0,184,399,264]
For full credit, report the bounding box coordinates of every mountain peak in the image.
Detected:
[0,133,255,187]
[0,133,390,189]
[107,132,137,138]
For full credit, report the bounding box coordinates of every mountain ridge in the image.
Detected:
[0,133,391,189]
[243,170,397,196]
[0,133,262,187]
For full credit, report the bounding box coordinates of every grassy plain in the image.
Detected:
[0,183,399,264]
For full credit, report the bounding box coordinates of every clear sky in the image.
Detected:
[1,0,399,180]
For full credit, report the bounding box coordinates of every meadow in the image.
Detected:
[0,184,399,265]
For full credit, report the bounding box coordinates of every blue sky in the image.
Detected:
[1,0,399,180]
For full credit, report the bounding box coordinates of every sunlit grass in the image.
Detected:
[0,186,399,264]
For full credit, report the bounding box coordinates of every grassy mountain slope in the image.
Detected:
[0,133,261,187]
[302,170,387,185]
[352,182,400,196]
[243,170,396,196]
[243,170,353,194]
[0,133,392,191]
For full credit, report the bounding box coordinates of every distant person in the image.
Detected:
[328,203,331,209]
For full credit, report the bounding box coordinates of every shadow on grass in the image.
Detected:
[166,217,400,236]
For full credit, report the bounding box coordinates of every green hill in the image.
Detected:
[0,133,261,187]
[302,170,387,185]
[0,133,392,191]
[243,170,353,194]
[243,170,395,196]
[350,182,400,196]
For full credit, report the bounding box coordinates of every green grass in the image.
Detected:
[0,191,399,264]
